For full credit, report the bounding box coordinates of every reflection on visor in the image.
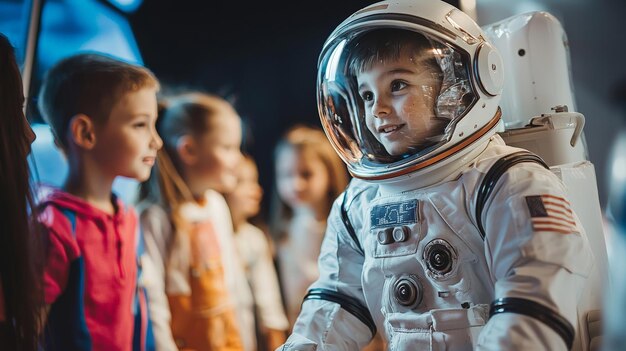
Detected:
[318,28,476,168]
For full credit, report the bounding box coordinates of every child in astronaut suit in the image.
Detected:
[279,0,596,350]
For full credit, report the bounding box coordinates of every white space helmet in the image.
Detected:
[317,0,504,181]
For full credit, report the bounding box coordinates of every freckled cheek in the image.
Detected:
[404,99,432,124]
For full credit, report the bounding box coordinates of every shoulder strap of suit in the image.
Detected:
[475,150,549,240]
[341,190,364,255]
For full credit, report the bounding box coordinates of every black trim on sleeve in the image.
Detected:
[475,151,549,239]
[341,193,364,255]
[489,297,575,350]
[304,288,377,337]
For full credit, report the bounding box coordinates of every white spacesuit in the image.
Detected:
[279,0,597,350]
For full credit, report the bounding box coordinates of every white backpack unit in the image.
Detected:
[483,11,607,351]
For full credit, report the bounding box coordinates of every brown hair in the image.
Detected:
[348,28,442,76]
[0,33,43,351]
[37,52,159,150]
[269,124,350,241]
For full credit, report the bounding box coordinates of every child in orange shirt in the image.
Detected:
[139,92,244,351]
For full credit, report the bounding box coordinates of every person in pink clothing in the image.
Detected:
[36,52,162,351]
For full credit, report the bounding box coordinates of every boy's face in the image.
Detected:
[356,53,444,156]
[92,86,162,181]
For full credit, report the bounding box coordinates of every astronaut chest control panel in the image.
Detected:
[361,185,491,312]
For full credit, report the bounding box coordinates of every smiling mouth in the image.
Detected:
[379,124,405,134]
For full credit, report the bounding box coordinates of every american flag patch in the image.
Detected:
[525,195,578,234]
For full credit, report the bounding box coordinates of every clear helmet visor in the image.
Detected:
[318,27,477,177]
